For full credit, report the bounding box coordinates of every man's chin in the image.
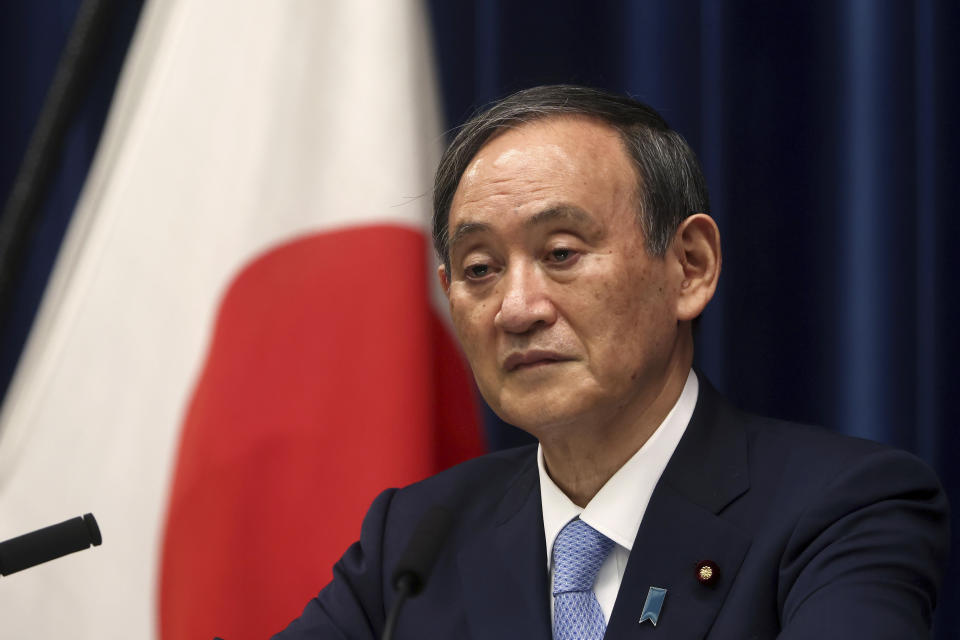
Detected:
[491,399,593,436]
[480,371,597,428]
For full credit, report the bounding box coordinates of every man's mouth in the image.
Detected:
[502,350,574,372]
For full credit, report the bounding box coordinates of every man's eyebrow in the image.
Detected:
[448,221,492,253]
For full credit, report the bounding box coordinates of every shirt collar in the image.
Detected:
[538,369,699,565]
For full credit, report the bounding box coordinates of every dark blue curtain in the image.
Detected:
[2,1,957,636]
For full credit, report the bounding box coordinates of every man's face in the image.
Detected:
[441,116,685,437]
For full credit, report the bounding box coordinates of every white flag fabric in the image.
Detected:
[0,1,482,638]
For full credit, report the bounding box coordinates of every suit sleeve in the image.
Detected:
[272,488,396,640]
[777,449,950,639]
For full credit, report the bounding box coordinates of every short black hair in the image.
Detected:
[432,85,710,267]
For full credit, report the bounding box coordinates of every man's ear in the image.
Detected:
[673,213,721,321]
[437,264,451,296]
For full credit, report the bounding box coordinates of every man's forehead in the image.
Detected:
[464,116,624,172]
[452,117,632,208]
[457,138,571,193]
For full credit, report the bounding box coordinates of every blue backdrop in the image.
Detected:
[2,1,957,635]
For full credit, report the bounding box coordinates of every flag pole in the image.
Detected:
[0,0,119,322]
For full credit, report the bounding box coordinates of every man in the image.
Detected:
[275,86,948,639]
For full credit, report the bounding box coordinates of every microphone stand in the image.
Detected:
[382,573,415,640]
[381,506,453,640]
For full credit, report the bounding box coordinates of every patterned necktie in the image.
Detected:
[552,518,615,640]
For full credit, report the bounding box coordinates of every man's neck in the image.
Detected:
[539,355,693,508]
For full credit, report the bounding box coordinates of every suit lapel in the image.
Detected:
[606,378,752,639]
[457,458,552,640]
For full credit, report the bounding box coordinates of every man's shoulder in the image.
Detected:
[681,384,945,524]
[740,409,936,482]
[707,403,947,539]
[387,443,538,521]
[697,382,935,483]
[743,410,888,460]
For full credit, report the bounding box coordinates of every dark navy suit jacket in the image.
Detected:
[274,380,949,639]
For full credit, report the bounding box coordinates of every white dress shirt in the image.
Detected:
[538,369,699,623]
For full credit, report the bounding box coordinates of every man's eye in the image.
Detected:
[465,264,490,279]
[548,248,574,262]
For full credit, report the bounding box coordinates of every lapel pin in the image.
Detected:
[696,560,719,586]
[638,586,667,626]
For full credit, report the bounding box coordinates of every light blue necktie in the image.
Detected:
[552,518,615,640]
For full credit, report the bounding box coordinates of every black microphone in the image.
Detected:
[382,506,454,640]
[0,513,102,576]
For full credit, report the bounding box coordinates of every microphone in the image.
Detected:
[0,513,102,576]
[382,506,454,640]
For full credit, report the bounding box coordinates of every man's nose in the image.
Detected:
[493,263,557,334]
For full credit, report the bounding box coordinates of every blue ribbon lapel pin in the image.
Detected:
[639,586,667,626]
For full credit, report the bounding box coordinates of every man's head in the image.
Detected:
[433,86,720,441]
[433,85,710,269]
